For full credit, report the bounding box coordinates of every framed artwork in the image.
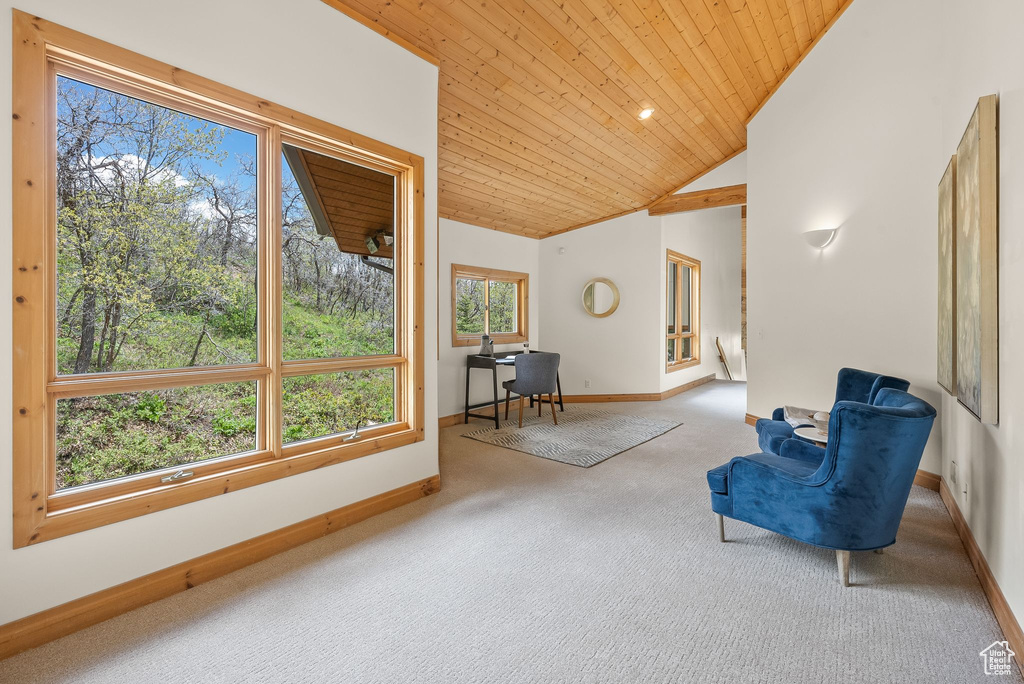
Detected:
[937,156,956,395]
[954,94,999,423]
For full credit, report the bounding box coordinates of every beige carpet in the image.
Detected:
[0,381,1018,683]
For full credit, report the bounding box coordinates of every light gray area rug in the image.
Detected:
[461,406,682,467]
[0,381,1018,684]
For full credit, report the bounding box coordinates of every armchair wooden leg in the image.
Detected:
[716,514,724,542]
[549,393,558,425]
[504,389,510,420]
[873,548,884,554]
[518,395,524,428]
[836,550,850,587]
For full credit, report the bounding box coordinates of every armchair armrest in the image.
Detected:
[779,438,826,465]
[731,452,819,481]
[772,407,784,421]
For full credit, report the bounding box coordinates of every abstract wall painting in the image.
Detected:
[937,156,956,395]
[954,94,998,424]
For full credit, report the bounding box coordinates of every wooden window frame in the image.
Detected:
[11,11,425,547]
[666,250,701,372]
[450,264,529,347]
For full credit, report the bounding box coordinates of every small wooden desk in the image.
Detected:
[464,350,564,427]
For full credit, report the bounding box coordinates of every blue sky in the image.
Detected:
[59,75,257,186]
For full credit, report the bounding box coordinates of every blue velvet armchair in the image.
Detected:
[708,389,936,586]
[755,368,910,455]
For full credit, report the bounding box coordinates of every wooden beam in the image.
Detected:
[648,184,747,216]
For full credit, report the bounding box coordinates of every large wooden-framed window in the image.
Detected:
[11,12,425,547]
[451,265,529,347]
[666,250,701,372]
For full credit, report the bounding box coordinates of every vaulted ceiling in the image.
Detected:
[325,0,851,238]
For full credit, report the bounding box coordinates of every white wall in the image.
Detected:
[674,151,747,194]
[538,207,743,396]
[661,206,745,390]
[745,0,944,473]
[746,0,1024,631]
[540,212,662,395]
[0,0,439,624]
[438,219,540,418]
[938,0,1024,639]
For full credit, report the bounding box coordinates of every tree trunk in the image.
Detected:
[95,306,111,373]
[74,285,97,374]
[59,286,82,331]
[188,316,209,367]
[104,302,122,370]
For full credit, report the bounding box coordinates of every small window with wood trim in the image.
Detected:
[11,13,424,546]
[451,265,528,346]
[666,250,701,372]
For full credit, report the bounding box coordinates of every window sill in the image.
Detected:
[452,334,528,348]
[20,423,423,548]
[666,358,701,373]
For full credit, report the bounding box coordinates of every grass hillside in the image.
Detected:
[56,295,395,490]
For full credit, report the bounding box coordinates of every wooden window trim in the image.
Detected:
[450,264,529,347]
[11,11,425,547]
[666,250,701,373]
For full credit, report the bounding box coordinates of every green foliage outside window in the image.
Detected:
[454,275,519,338]
[54,77,396,490]
[455,278,485,334]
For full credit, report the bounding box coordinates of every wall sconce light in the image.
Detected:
[804,228,839,249]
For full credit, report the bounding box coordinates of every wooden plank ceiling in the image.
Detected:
[325,0,851,238]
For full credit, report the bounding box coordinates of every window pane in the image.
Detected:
[680,265,691,332]
[56,76,258,376]
[680,336,693,360]
[56,382,257,490]
[281,144,396,360]
[667,264,677,334]
[667,338,676,364]
[488,280,517,333]
[282,369,395,444]
[455,278,486,335]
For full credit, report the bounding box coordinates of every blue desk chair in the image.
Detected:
[503,352,560,428]
[708,389,936,586]
[755,368,910,455]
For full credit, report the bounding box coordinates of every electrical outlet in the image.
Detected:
[950,461,958,485]
[585,379,592,389]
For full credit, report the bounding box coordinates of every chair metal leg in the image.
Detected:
[716,514,725,542]
[491,368,500,429]
[518,395,524,428]
[538,395,542,417]
[549,393,557,425]
[836,550,850,587]
[504,389,510,420]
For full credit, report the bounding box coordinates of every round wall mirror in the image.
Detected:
[582,278,620,318]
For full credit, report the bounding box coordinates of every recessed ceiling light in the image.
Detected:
[638,107,655,120]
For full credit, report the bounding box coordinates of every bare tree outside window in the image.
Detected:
[55,77,261,490]
[53,79,399,490]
